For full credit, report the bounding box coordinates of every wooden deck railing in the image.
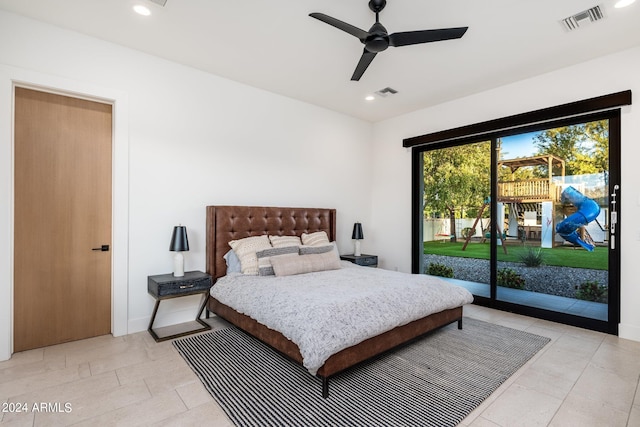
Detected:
[498,179,558,202]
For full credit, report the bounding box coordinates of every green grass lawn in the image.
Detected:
[424,241,608,270]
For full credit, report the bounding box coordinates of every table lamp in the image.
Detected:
[169,225,189,277]
[352,222,364,256]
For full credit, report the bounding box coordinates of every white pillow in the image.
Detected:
[228,235,272,275]
[331,241,340,257]
[269,235,302,248]
[301,231,330,247]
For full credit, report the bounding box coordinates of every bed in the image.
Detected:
[205,205,472,398]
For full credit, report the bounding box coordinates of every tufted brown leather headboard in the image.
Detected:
[206,205,337,281]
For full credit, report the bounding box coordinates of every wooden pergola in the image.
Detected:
[498,154,565,182]
[497,154,566,203]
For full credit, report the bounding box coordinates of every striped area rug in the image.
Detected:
[173,317,550,427]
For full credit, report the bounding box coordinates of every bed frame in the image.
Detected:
[205,205,463,398]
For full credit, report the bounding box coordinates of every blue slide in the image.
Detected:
[555,186,601,251]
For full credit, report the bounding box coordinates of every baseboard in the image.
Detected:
[618,322,640,342]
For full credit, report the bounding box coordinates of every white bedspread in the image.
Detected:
[210,262,473,374]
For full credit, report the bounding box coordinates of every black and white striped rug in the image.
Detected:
[173,317,550,427]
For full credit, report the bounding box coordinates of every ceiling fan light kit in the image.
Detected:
[309,0,468,81]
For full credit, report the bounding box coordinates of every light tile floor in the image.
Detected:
[1,305,639,426]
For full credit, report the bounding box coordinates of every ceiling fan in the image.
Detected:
[309,0,468,81]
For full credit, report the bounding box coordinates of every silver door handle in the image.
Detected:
[610,184,619,249]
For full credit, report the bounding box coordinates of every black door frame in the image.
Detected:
[409,92,628,335]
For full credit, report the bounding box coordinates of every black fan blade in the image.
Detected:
[351,49,377,81]
[389,27,468,47]
[309,13,369,41]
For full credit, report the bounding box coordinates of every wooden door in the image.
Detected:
[14,87,112,352]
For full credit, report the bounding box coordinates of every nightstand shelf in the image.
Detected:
[147,271,213,342]
[340,254,378,268]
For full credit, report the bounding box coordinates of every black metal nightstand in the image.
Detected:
[147,271,213,342]
[340,254,378,267]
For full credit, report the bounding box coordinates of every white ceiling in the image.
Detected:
[1,0,639,122]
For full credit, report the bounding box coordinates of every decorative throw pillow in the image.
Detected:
[301,231,330,247]
[228,235,272,275]
[256,246,299,276]
[299,244,334,255]
[269,235,302,248]
[270,251,341,277]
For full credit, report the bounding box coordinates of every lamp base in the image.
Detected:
[173,252,184,277]
[354,240,361,257]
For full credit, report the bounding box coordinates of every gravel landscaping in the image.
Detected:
[424,254,608,299]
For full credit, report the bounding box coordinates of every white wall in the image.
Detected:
[0,11,373,360]
[371,46,640,341]
[2,10,638,361]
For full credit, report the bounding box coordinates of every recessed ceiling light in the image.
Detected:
[615,0,636,7]
[365,95,375,101]
[133,5,151,16]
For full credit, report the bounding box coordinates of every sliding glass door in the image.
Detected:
[415,111,620,334]
[420,141,492,298]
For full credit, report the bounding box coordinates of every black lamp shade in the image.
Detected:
[169,226,189,252]
[351,222,364,240]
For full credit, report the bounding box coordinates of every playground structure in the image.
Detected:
[555,186,601,251]
[496,154,564,248]
[497,154,606,249]
[461,200,507,254]
[457,153,606,250]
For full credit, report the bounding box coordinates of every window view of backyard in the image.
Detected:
[422,120,610,321]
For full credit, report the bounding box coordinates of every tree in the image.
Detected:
[533,120,608,176]
[423,142,491,242]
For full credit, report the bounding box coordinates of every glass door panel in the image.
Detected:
[415,110,620,334]
[495,121,610,321]
[421,141,492,298]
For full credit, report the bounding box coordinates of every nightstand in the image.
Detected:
[147,271,213,342]
[340,254,378,268]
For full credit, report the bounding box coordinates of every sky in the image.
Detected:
[501,130,606,190]
[500,131,541,160]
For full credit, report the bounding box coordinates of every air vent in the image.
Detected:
[375,87,398,98]
[561,5,604,31]
[149,0,168,6]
